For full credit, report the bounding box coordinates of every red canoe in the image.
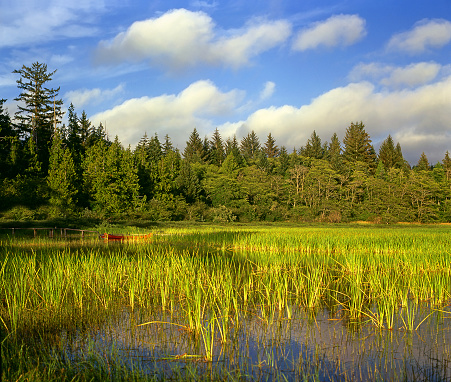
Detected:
[101,233,152,241]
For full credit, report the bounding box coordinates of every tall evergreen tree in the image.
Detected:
[378,135,404,170]
[327,133,343,172]
[149,134,163,163]
[416,152,430,171]
[183,128,204,163]
[240,130,260,163]
[301,130,323,159]
[83,137,140,214]
[342,122,376,171]
[0,99,17,178]
[275,146,290,176]
[47,128,77,215]
[225,135,240,156]
[442,151,451,181]
[209,128,225,166]
[79,110,91,149]
[263,133,279,158]
[162,134,174,156]
[13,62,63,170]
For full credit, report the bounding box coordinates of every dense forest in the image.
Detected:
[1,62,450,223]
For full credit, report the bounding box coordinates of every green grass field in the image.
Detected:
[1,223,451,381]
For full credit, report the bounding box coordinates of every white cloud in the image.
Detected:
[90,80,244,147]
[259,81,276,101]
[292,14,366,51]
[380,62,441,88]
[222,75,451,164]
[65,84,124,109]
[0,1,105,48]
[387,19,451,54]
[350,62,442,88]
[94,9,291,70]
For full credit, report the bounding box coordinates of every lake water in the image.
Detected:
[60,303,451,381]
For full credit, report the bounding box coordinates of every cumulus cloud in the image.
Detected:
[350,62,442,88]
[94,8,291,70]
[65,84,124,109]
[387,19,451,54]
[223,75,451,164]
[292,14,366,51]
[90,80,244,147]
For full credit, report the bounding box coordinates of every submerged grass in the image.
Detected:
[1,223,451,380]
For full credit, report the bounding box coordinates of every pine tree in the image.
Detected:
[149,134,163,163]
[240,130,260,163]
[79,110,91,149]
[442,151,451,181]
[301,130,323,159]
[378,135,404,170]
[415,152,430,171]
[0,99,17,178]
[162,134,174,156]
[47,128,77,215]
[84,137,140,214]
[342,122,376,171]
[327,133,343,172]
[13,62,63,170]
[225,135,239,156]
[263,133,279,158]
[209,128,225,166]
[183,128,204,163]
[275,146,289,176]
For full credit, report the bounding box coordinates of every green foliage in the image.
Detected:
[263,132,279,158]
[3,67,451,225]
[47,129,78,216]
[300,130,324,159]
[240,130,260,164]
[13,62,63,171]
[183,128,205,163]
[343,122,376,172]
[83,138,141,216]
[210,205,236,222]
[415,152,430,171]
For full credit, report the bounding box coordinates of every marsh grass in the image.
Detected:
[1,224,451,380]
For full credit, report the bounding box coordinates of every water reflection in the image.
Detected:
[61,305,451,381]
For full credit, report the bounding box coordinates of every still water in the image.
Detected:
[60,304,451,381]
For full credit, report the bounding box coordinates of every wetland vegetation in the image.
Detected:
[1,223,451,381]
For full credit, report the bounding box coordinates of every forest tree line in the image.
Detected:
[1,62,450,223]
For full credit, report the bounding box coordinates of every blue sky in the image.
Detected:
[1,0,450,165]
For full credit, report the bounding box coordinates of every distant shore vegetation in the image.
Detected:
[1,62,451,224]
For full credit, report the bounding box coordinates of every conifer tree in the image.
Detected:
[47,128,77,215]
[416,152,430,171]
[225,135,239,156]
[0,99,17,178]
[149,133,163,163]
[263,133,279,158]
[275,146,290,176]
[327,133,343,172]
[13,62,63,169]
[79,110,91,149]
[183,128,204,163]
[442,151,451,181]
[301,130,323,159]
[240,130,260,163]
[162,134,174,156]
[378,135,405,170]
[342,122,376,171]
[209,128,225,166]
